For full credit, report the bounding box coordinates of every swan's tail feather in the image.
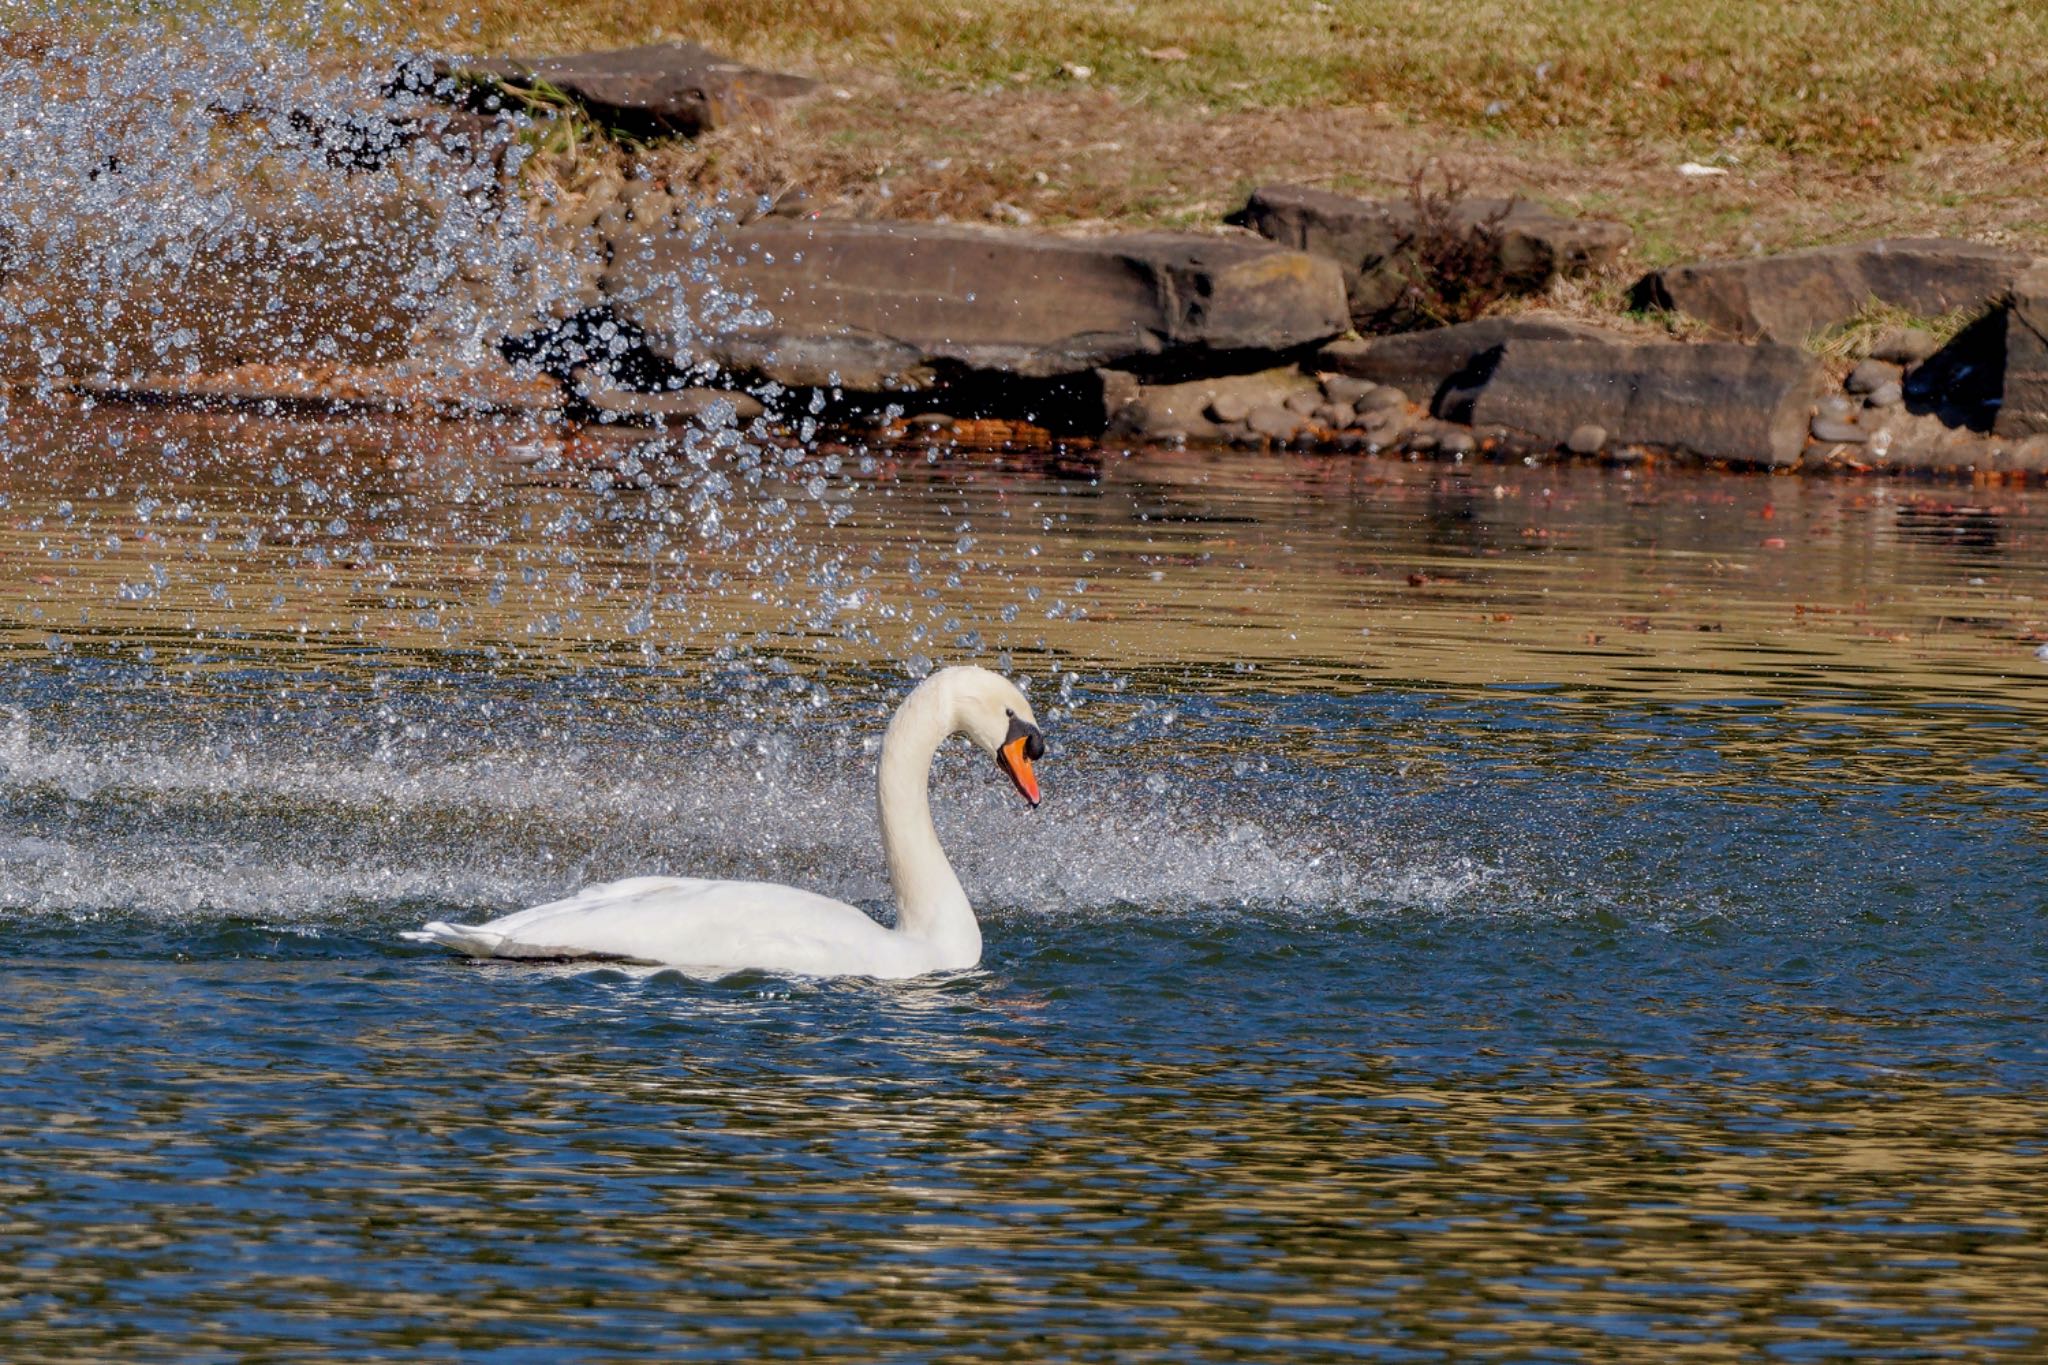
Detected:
[402,921,509,957]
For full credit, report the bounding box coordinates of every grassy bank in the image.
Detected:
[405,0,2048,164]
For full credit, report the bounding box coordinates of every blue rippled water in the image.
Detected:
[3,424,2048,1358]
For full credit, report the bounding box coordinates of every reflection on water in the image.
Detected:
[6,407,2048,707]
[2,411,2047,1357]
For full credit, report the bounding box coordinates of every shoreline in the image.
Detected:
[5,34,2045,479]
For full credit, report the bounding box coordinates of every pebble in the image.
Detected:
[1439,429,1477,457]
[1871,327,1939,365]
[1283,391,1321,417]
[1207,394,1251,424]
[1846,359,1904,394]
[1361,413,1409,448]
[1321,376,1376,407]
[1359,385,1407,412]
[1316,401,1356,429]
[1864,380,1904,409]
[1811,417,1868,443]
[1817,393,1857,421]
[1566,422,1607,455]
[1246,405,1300,439]
[1406,430,1440,453]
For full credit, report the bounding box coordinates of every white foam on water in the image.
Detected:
[0,717,1510,925]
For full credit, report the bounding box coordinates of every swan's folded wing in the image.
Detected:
[412,877,907,974]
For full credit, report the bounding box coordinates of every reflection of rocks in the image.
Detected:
[1631,238,2033,342]
[65,361,561,418]
[438,43,818,139]
[607,219,1349,391]
[1231,184,1629,331]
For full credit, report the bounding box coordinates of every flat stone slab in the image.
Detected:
[608,220,1350,390]
[1317,314,1615,412]
[1231,184,1631,331]
[1632,238,2035,343]
[444,42,817,139]
[1996,261,2048,438]
[1464,338,1824,466]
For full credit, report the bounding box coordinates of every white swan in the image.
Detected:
[402,666,1045,979]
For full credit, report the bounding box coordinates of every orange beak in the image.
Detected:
[998,735,1041,807]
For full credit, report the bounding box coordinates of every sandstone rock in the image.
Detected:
[1464,339,1823,466]
[1846,358,1903,394]
[1231,184,1630,331]
[1317,314,1614,413]
[442,43,817,139]
[1630,238,2033,343]
[608,220,1348,391]
[1871,327,1939,365]
[1566,422,1607,455]
[1996,262,2048,439]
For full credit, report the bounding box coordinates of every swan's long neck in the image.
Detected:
[877,679,980,964]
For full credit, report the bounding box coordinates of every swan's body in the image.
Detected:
[403,667,1045,980]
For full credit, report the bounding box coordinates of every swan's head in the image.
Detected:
[935,666,1046,808]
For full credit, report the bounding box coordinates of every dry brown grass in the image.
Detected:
[527,76,2048,284]
[391,0,2048,164]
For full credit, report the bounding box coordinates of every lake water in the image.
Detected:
[3,407,2046,1358]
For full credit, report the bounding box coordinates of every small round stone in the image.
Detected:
[1811,416,1869,443]
[1439,429,1477,456]
[1246,405,1301,439]
[1864,380,1904,409]
[1360,386,1407,412]
[1322,376,1376,407]
[1566,423,1607,455]
[1316,401,1356,429]
[1818,393,1858,421]
[1846,359,1904,395]
[1283,391,1321,416]
[1871,327,1938,365]
[1207,394,1251,424]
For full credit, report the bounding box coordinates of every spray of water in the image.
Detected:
[0,5,1472,929]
